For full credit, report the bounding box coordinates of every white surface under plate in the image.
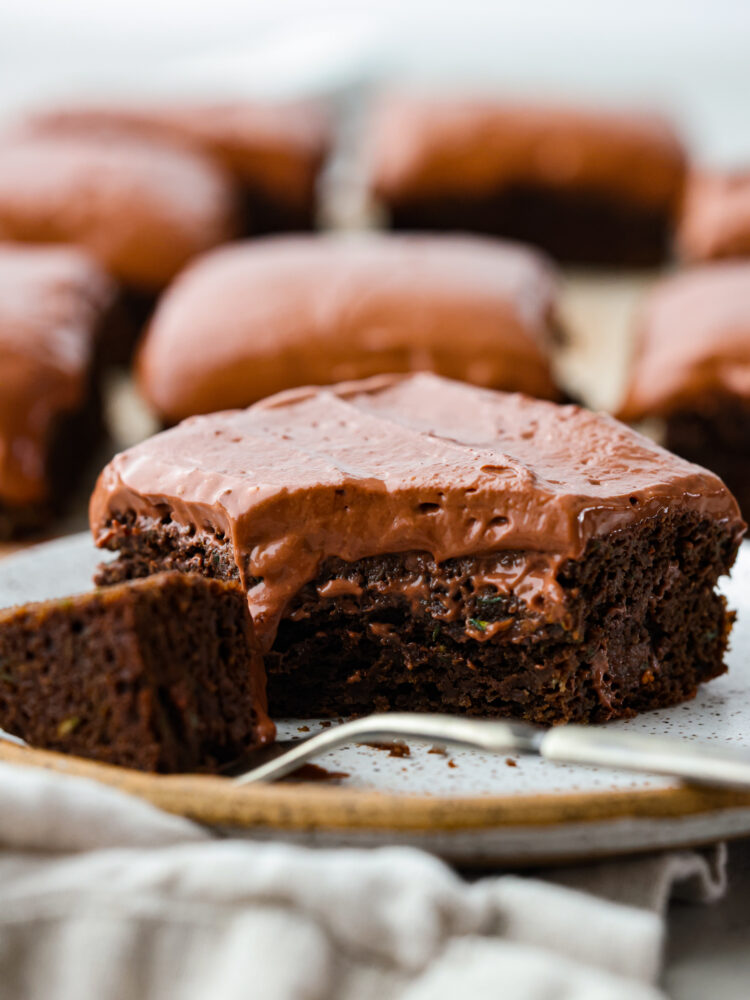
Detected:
[2,532,750,862]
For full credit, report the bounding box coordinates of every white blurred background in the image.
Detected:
[0,0,749,164]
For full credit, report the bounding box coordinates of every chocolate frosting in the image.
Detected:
[90,373,742,648]
[678,171,750,262]
[370,95,686,211]
[0,243,116,505]
[21,100,331,209]
[0,133,237,291]
[137,233,562,422]
[618,262,750,421]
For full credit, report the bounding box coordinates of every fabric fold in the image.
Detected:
[0,762,725,1000]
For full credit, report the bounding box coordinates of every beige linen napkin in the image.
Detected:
[0,761,725,1000]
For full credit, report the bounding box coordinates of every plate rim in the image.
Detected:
[3,741,750,834]
[3,533,750,845]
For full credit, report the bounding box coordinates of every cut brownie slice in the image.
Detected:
[368,96,686,266]
[618,262,750,519]
[0,572,274,772]
[137,233,563,423]
[0,243,118,539]
[90,373,744,725]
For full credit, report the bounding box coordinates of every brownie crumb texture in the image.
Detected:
[387,187,674,266]
[96,507,738,725]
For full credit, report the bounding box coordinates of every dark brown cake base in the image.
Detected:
[241,186,317,235]
[386,186,674,266]
[0,379,103,542]
[106,290,152,365]
[0,572,272,771]
[0,292,137,539]
[666,398,750,521]
[95,508,738,725]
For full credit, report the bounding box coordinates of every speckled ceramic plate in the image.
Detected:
[2,531,750,865]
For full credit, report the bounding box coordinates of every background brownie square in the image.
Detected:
[0,244,117,538]
[0,132,238,294]
[678,171,750,262]
[21,99,331,234]
[137,232,563,423]
[368,95,686,266]
[618,261,750,518]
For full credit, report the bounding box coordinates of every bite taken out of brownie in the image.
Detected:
[0,572,274,772]
[90,373,745,726]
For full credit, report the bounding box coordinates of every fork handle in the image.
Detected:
[541,726,750,791]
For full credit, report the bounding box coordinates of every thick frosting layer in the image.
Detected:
[619,262,750,421]
[678,171,750,262]
[0,243,116,505]
[91,373,742,647]
[137,233,562,422]
[22,100,331,208]
[370,95,686,211]
[0,133,237,291]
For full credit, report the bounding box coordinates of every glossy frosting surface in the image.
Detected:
[91,373,742,645]
[679,171,750,262]
[137,233,561,422]
[0,243,116,504]
[0,133,237,291]
[370,95,685,210]
[22,100,331,207]
[619,262,750,420]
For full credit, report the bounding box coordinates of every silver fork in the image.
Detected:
[4,716,750,790]
[0,727,28,748]
[232,713,750,790]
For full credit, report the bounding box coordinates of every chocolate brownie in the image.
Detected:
[368,96,686,266]
[619,261,750,518]
[137,233,563,423]
[0,243,119,538]
[678,171,750,262]
[22,100,331,233]
[0,132,238,293]
[90,373,744,725]
[0,572,274,772]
